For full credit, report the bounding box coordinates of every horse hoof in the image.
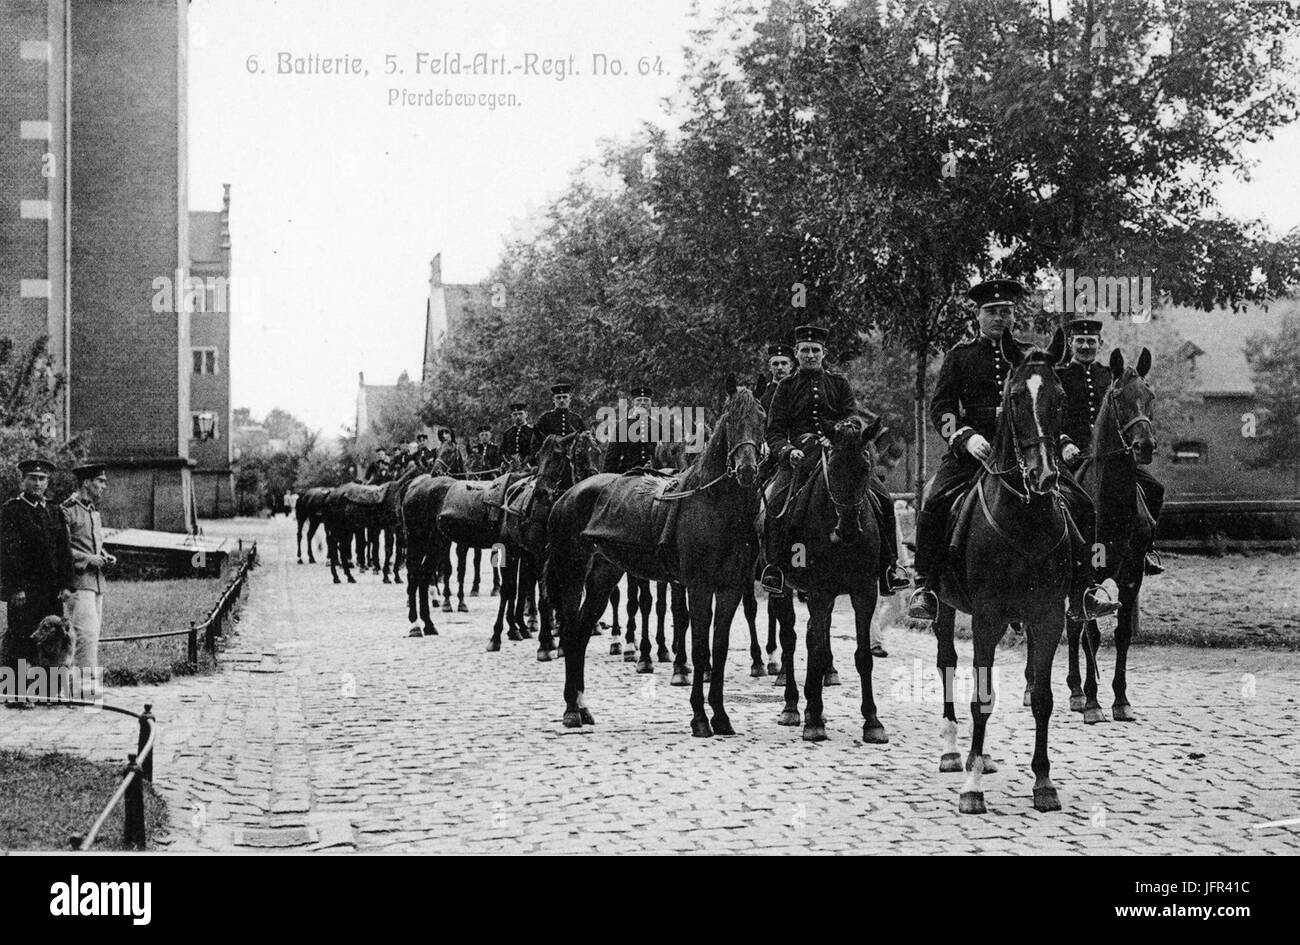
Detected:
[1033,787,1061,812]
[579,708,596,726]
[824,671,841,687]
[407,627,422,638]
[862,725,889,744]
[670,672,689,687]
[1023,690,1033,708]
[1112,703,1137,722]
[332,577,341,585]
[712,715,736,736]
[636,659,653,674]
[442,603,453,613]
[610,642,622,656]
[766,660,779,675]
[750,662,765,678]
[1069,693,1086,712]
[959,792,986,815]
[774,673,787,687]
[394,576,403,585]
[657,648,671,663]
[382,576,391,585]
[486,639,501,653]
[506,629,523,642]
[422,626,438,636]
[562,710,583,728]
[691,718,713,738]
[470,586,480,597]
[537,648,553,662]
[623,650,637,663]
[518,628,532,639]
[490,588,499,597]
[555,646,565,658]
[457,603,469,613]
[346,576,357,584]
[527,619,539,632]
[802,724,827,742]
[297,558,303,564]
[1083,706,1109,725]
[778,708,800,727]
[939,752,963,773]
[964,755,998,774]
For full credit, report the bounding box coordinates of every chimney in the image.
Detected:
[430,253,442,288]
[358,371,365,386]
[220,184,231,249]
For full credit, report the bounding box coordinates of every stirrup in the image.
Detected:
[906,587,937,621]
[1143,550,1165,576]
[1081,584,1120,621]
[884,563,912,591]
[759,565,786,595]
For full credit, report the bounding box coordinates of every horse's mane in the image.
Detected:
[681,387,759,488]
[992,347,1054,464]
[1089,366,1143,463]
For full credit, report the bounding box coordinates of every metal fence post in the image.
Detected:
[123,754,146,849]
[188,621,198,667]
[137,703,154,781]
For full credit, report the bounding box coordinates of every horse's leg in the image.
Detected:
[1023,622,1036,707]
[306,519,319,563]
[654,581,671,662]
[1029,608,1065,811]
[687,586,714,735]
[801,590,834,741]
[959,614,1000,814]
[776,593,800,725]
[493,555,521,649]
[419,550,436,635]
[1064,616,1086,711]
[564,559,621,727]
[456,546,469,612]
[536,554,557,660]
[636,579,654,673]
[1112,572,1141,722]
[670,584,691,686]
[742,578,763,677]
[472,546,482,595]
[936,602,961,773]
[406,540,421,634]
[706,585,743,736]
[513,556,533,639]
[1078,616,1107,724]
[623,579,639,657]
[370,526,381,574]
[296,516,304,563]
[325,525,341,584]
[851,586,887,743]
[606,586,621,655]
[382,528,394,583]
[394,527,404,584]
[765,598,780,674]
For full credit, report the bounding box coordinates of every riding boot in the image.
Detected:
[760,519,787,595]
[874,490,910,595]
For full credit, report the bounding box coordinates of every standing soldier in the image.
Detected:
[501,402,534,467]
[759,325,909,597]
[530,382,586,461]
[469,425,502,475]
[1056,314,1165,574]
[61,464,116,697]
[1,459,73,707]
[604,385,658,472]
[906,279,1122,622]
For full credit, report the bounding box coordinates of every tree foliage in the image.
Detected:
[0,336,86,502]
[1244,312,1300,475]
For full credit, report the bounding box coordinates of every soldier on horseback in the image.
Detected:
[906,279,1122,623]
[1056,314,1165,575]
[755,342,795,411]
[469,425,502,476]
[501,402,534,467]
[604,385,659,472]
[363,447,391,484]
[758,325,909,597]
[412,433,434,470]
[530,383,586,462]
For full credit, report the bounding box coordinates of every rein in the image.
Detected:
[658,439,759,501]
[979,393,1059,505]
[1091,385,1152,461]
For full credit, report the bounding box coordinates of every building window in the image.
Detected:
[1171,440,1207,465]
[192,412,220,440]
[192,347,218,375]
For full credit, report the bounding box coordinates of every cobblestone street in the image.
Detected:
[3,516,1298,854]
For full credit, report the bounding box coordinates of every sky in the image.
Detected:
[187,0,1300,438]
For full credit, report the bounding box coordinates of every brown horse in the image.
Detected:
[296,486,331,563]
[933,328,1073,814]
[547,376,764,735]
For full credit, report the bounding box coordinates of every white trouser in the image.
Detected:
[68,589,103,692]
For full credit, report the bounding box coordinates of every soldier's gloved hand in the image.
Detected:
[965,434,992,462]
[11,591,26,606]
[1062,444,1081,465]
[818,435,832,448]
[787,449,804,467]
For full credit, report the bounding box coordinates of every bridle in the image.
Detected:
[1093,382,1153,460]
[980,378,1060,505]
[658,438,761,500]
[821,421,872,512]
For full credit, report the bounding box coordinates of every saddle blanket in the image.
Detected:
[338,483,385,506]
[583,472,681,549]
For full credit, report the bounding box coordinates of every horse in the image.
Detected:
[1036,347,1156,725]
[933,327,1073,814]
[428,444,468,611]
[321,473,404,585]
[295,486,332,563]
[759,414,885,742]
[362,464,424,584]
[548,376,764,735]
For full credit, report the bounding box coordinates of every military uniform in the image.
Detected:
[530,407,585,459]
[501,423,535,464]
[604,417,659,472]
[469,440,502,476]
[1,491,73,688]
[1056,359,1165,522]
[364,457,390,483]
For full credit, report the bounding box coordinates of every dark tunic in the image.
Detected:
[930,334,1034,450]
[1056,359,1111,453]
[764,367,856,461]
[468,442,502,475]
[604,416,659,473]
[530,408,586,459]
[500,423,535,463]
[1,494,73,673]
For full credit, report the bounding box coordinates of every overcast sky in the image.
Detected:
[187,0,1300,437]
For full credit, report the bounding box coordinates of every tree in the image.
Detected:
[0,335,86,501]
[372,371,424,444]
[1244,312,1300,489]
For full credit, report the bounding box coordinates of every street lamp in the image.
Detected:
[196,411,217,441]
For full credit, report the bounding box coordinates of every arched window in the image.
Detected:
[1171,440,1207,465]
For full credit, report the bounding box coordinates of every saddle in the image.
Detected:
[482,471,527,514]
[437,479,495,532]
[582,472,681,550]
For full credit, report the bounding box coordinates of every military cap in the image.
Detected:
[477,424,492,433]
[794,325,829,345]
[766,343,795,359]
[629,385,653,399]
[969,278,1026,308]
[550,383,573,395]
[509,401,527,411]
[17,458,55,476]
[415,432,428,441]
[1066,315,1104,336]
[73,463,107,481]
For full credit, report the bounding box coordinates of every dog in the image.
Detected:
[31,614,84,700]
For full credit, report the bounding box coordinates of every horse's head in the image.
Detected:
[569,430,602,482]
[825,413,882,543]
[719,373,763,487]
[431,439,464,476]
[1106,348,1156,465]
[999,327,1067,497]
[535,433,568,487]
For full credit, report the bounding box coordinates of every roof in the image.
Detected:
[359,384,397,435]
[1138,301,1294,396]
[189,211,224,264]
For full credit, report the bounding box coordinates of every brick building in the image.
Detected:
[189,185,235,517]
[1,0,195,532]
